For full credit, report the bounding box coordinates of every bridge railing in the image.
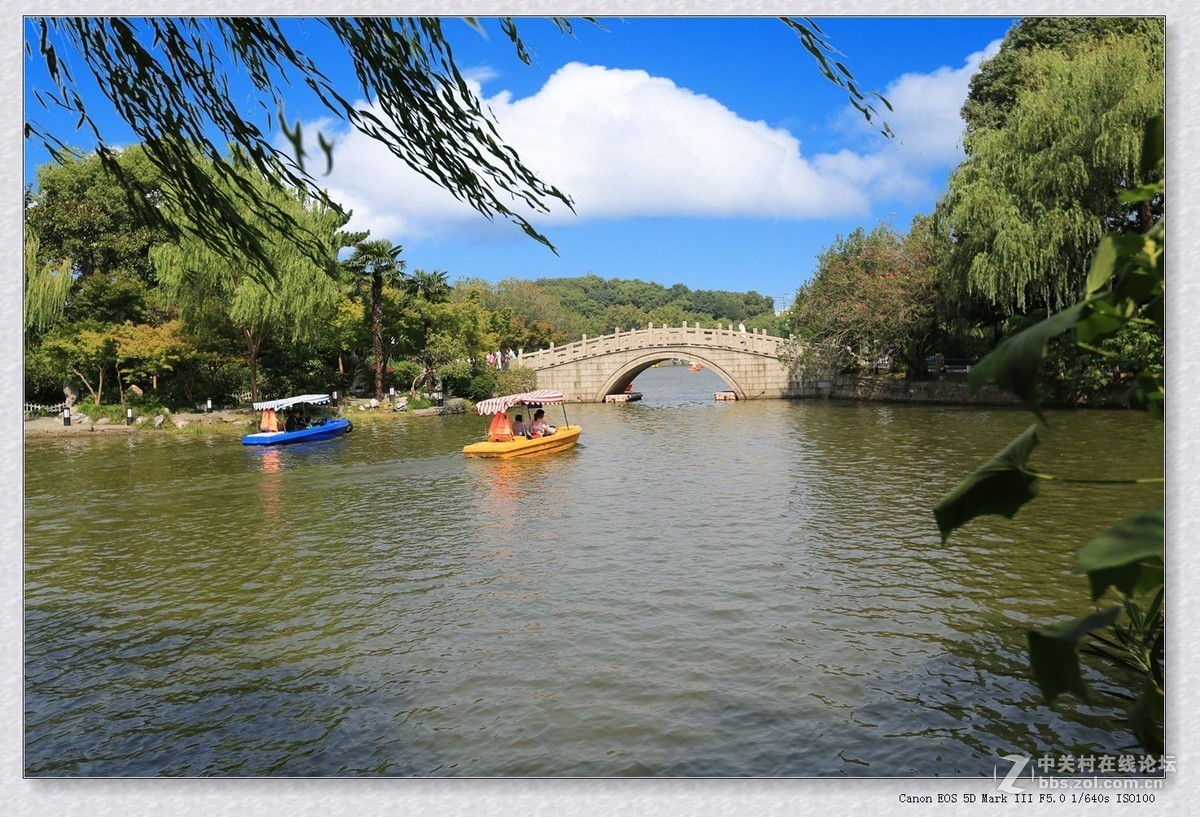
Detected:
[519,322,786,367]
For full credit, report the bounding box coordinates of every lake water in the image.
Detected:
[23,365,1165,776]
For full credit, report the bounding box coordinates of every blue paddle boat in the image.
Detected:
[241,393,352,446]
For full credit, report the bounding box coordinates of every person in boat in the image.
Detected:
[486,411,515,442]
[259,408,279,433]
[284,410,300,432]
[512,413,530,437]
[530,408,555,437]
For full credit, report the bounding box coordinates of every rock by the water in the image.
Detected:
[96,417,110,425]
[153,415,165,428]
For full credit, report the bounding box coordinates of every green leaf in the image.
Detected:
[1119,183,1162,204]
[968,303,1086,419]
[1076,506,1164,600]
[1085,234,1123,296]
[1129,682,1164,755]
[1132,369,1164,419]
[1074,299,1129,344]
[933,425,1040,542]
[1028,606,1121,702]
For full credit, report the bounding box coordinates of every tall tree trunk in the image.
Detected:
[1139,200,1154,234]
[372,271,384,401]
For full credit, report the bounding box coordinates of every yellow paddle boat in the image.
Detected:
[463,389,582,459]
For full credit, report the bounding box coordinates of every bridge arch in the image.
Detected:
[596,351,744,401]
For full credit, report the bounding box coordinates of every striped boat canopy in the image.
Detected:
[252,393,332,411]
[475,389,565,415]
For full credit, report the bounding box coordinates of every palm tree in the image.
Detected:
[343,240,406,400]
[403,269,451,304]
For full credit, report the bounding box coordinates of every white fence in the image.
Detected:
[24,402,67,416]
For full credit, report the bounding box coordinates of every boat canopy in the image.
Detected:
[475,389,565,415]
[252,393,332,411]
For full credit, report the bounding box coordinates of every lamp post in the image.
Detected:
[62,406,71,427]
[126,408,134,425]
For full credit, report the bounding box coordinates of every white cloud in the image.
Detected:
[303,45,1001,243]
[826,40,1004,200]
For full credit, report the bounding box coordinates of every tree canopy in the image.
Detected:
[150,152,355,401]
[784,218,941,376]
[937,17,1164,318]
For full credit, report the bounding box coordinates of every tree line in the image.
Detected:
[782,18,1163,408]
[22,147,783,411]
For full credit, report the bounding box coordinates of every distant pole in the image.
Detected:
[331,391,340,412]
[62,407,71,427]
[389,386,396,408]
[126,408,134,426]
[206,397,212,413]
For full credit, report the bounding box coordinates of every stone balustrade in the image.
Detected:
[519,322,785,368]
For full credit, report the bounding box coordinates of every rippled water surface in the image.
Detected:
[24,367,1164,776]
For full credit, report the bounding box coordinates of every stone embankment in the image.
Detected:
[826,375,1023,406]
[825,374,1129,408]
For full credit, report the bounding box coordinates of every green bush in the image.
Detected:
[494,365,537,395]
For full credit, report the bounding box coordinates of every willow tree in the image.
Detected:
[936,18,1164,320]
[23,232,73,335]
[26,17,890,265]
[150,156,353,402]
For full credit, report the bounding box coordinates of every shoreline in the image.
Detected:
[23,399,472,439]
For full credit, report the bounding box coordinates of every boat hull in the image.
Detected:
[241,417,352,446]
[462,425,582,458]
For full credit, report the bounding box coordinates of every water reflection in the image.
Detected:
[24,369,1164,776]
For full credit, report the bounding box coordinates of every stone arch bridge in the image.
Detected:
[517,323,814,402]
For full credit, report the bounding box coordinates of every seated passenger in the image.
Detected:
[284,411,299,432]
[512,413,530,437]
[530,408,555,437]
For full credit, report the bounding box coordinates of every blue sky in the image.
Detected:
[23,16,1017,308]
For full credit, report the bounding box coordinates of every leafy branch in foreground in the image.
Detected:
[26,16,893,275]
[934,115,1164,753]
[26,16,577,270]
